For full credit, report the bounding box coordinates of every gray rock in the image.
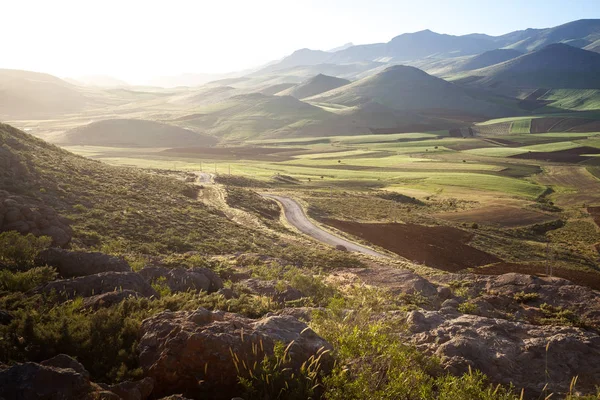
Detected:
[82,290,141,309]
[34,272,158,299]
[36,248,132,278]
[139,266,223,293]
[138,308,332,399]
[240,278,303,302]
[405,311,600,396]
[0,358,94,400]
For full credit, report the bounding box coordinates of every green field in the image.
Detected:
[510,119,531,133]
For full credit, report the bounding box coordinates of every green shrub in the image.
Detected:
[513,291,539,303]
[458,301,478,315]
[0,231,52,268]
[235,341,326,400]
[0,266,57,292]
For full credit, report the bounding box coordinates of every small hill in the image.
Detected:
[277,74,350,99]
[0,69,89,118]
[463,44,600,89]
[61,119,218,147]
[168,94,332,141]
[259,83,296,95]
[459,49,523,71]
[173,86,239,105]
[308,65,512,118]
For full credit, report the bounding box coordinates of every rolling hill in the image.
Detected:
[459,44,600,89]
[458,49,523,72]
[0,69,91,118]
[277,74,350,99]
[170,93,333,141]
[308,65,514,118]
[60,119,218,147]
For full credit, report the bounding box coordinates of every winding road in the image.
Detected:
[263,194,389,258]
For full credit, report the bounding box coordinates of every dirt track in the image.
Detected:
[264,194,388,258]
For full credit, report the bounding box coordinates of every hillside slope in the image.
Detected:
[277,74,350,99]
[0,122,251,255]
[308,65,513,118]
[458,49,523,71]
[0,69,90,118]
[461,44,600,89]
[60,119,219,147]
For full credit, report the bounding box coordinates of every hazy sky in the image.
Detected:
[3,0,599,84]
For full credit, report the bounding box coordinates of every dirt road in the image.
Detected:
[264,194,389,258]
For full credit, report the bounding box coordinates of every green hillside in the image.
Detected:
[277,74,350,99]
[308,65,515,118]
[60,119,219,147]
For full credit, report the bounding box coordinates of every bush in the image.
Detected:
[0,231,52,268]
[0,266,57,292]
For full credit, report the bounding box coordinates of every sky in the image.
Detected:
[2,0,599,84]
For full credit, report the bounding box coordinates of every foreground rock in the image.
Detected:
[0,192,72,247]
[405,310,600,396]
[139,266,223,293]
[433,272,600,329]
[36,248,132,278]
[138,308,332,399]
[239,278,303,302]
[0,354,154,400]
[34,271,158,299]
[82,290,142,309]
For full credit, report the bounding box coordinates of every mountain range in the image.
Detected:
[2,18,600,145]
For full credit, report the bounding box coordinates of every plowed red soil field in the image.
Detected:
[510,146,600,163]
[472,263,600,291]
[531,117,600,133]
[323,219,500,272]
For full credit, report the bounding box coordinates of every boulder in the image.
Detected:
[102,377,155,400]
[138,308,332,398]
[0,354,154,400]
[0,194,72,247]
[40,354,90,379]
[0,358,97,400]
[240,278,303,302]
[0,310,13,325]
[36,248,132,278]
[34,272,158,299]
[82,290,142,309]
[405,310,600,396]
[139,266,223,293]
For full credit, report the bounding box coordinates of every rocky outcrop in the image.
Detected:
[433,272,600,329]
[100,377,155,400]
[239,278,303,302]
[0,193,72,247]
[36,248,132,278]
[138,266,223,293]
[0,354,153,400]
[138,308,332,399]
[405,310,600,396]
[82,290,142,309]
[34,271,158,299]
[0,355,106,400]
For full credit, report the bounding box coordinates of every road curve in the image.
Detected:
[264,194,389,258]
